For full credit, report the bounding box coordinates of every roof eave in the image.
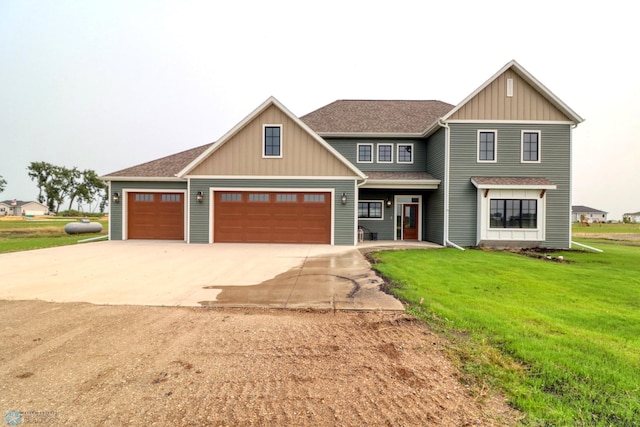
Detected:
[317,132,424,139]
[100,176,186,182]
[360,179,441,189]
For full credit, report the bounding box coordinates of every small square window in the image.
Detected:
[357,144,373,163]
[263,125,282,157]
[397,144,413,163]
[478,131,497,162]
[377,144,393,163]
[276,194,297,202]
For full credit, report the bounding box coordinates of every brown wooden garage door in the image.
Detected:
[214,191,331,243]
[127,192,184,240]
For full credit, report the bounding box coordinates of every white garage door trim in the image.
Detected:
[121,188,188,241]
[208,187,335,245]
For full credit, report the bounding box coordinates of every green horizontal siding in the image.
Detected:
[108,181,188,240]
[189,178,357,245]
[448,123,572,248]
[326,138,427,172]
[425,128,446,245]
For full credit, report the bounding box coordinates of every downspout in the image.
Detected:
[437,119,465,251]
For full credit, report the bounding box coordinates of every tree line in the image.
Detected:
[26,161,107,214]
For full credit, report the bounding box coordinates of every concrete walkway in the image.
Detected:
[0,241,409,311]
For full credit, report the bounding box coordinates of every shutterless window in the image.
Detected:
[522,131,540,162]
[264,126,281,157]
[479,131,496,161]
[220,193,242,201]
[377,144,393,163]
[161,194,181,202]
[490,199,537,228]
[358,202,383,219]
[135,194,154,202]
[276,194,297,202]
[397,144,413,163]
[303,194,325,203]
[357,144,373,163]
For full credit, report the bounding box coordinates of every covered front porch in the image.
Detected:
[357,172,442,243]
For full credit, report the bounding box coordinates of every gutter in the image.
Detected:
[437,119,455,248]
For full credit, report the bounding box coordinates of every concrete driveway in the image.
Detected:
[0,241,403,310]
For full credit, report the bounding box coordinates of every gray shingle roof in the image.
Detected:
[365,171,437,181]
[572,205,607,214]
[301,100,454,134]
[472,177,556,187]
[102,143,213,178]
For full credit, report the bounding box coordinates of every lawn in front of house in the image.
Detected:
[372,241,640,426]
[0,217,108,253]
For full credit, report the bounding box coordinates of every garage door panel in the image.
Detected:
[214,191,331,244]
[128,192,184,240]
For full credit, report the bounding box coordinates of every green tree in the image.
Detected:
[27,162,104,214]
[74,169,107,213]
[0,175,6,194]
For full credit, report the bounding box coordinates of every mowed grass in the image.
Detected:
[373,240,640,426]
[0,218,108,253]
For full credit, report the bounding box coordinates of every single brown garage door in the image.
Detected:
[214,191,331,244]
[127,192,184,240]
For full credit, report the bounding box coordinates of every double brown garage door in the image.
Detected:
[214,191,331,244]
[127,192,184,240]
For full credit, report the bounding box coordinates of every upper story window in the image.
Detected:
[522,131,541,163]
[377,144,393,163]
[478,130,497,162]
[263,125,282,158]
[397,144,413,164]
[357,143,373,163]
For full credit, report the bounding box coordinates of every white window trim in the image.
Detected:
[262,124,283,159]
[357,143,374,163]
[521,130,541,163]
[396,143,414,164]
[476,188,547,243]
[358,200,384,220]
[477,130,498,163]
[376,143,393,164]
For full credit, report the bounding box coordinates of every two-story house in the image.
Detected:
[101,60,583,249]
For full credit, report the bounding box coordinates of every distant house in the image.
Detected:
[623,211,640,223]
[572,205,608,223]
[0,200,49,216]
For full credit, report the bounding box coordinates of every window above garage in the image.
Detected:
[263,125,282,158]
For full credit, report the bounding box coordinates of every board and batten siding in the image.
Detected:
[325,138,427,172]
[109,181,188,240]
[189,105,354,177]
[448,69,571,122]
[425,128,446,245]
[189,178,357,245]
[448,123,571,248]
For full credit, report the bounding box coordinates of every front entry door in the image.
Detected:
[403,204,419,240]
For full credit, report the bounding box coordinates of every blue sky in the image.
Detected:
[1,0,638,219]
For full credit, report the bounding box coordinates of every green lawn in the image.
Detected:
[373,241,640,426]
[0,218,108,253]
[572,222,640,234]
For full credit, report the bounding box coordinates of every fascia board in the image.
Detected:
[100,176,186,182]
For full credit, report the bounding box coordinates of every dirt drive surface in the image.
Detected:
[1,300,519,426]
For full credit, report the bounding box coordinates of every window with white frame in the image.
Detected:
[263,125,282,157]
[478,130,497,162]
[522,131,541,162]
[490,199,537,229]
[358,201,383,219]
[397,144,413,163]
[357,143,373,163]
[377,144,393,163]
